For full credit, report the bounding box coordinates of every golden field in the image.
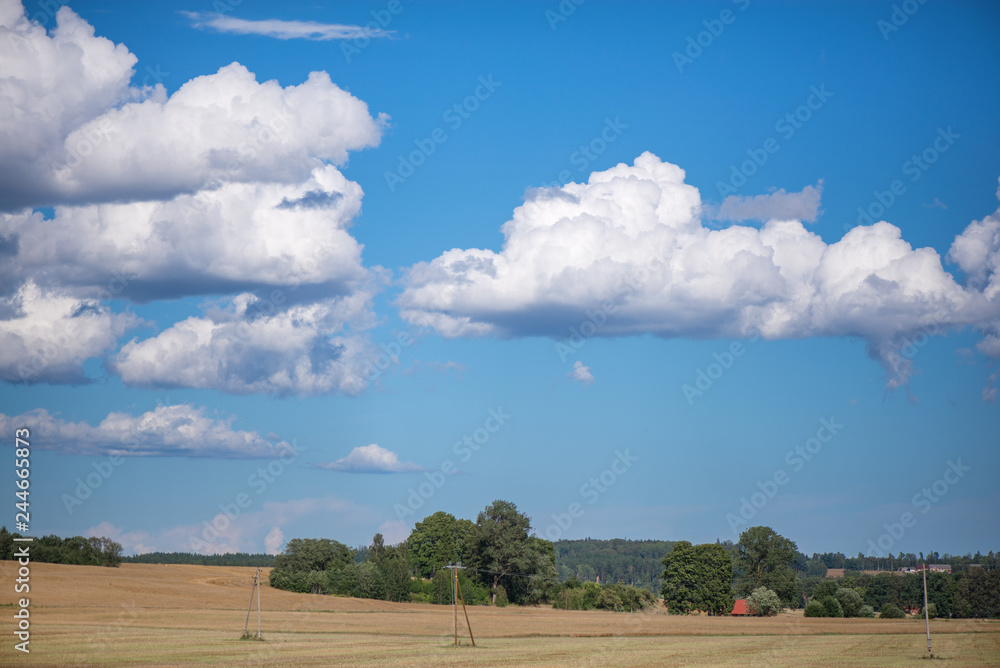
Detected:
[1,561,997,667]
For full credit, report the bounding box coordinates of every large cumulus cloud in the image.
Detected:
[398,152,1000,389]
[0,1,388,394]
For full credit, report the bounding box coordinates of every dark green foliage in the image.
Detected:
[552,581,655,612]
[955,567,1000,618]
[661,541,734,615]
[356,561,386,600]
[880,602,906,619]
[471,500,557,605]
[803,600,827,617]
[859,604,875,618]
[122,551,275,566]
[407,512,474,578]
[734,526,799,606]
[821,596,844,618]
[554,539,675,594]
[835,587,863,617]
[0,528,121,567]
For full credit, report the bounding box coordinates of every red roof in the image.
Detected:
[731,599,748,616]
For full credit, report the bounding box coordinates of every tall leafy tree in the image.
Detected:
[472,499,555,604]
[407,511,474,578]
[734,526,798,605]
[661,541,734,615]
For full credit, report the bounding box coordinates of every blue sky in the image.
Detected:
[1,0,998,559]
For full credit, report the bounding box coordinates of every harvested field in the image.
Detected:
[1,562,998,666]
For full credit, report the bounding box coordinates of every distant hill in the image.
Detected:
[553,538,675,594]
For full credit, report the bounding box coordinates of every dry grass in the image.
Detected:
[1,561,997,666]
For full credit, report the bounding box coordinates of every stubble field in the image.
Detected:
[1,561,998,667]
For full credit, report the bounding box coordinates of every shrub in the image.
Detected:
[356,561,386,600]
[859,605,875,618]
[821,596,844,618]
[804,600,827,617]
[880,603,906,619]
[922,603,938,619]
[493,585,509,607]
[835,588,863,618]
[746,587,782,617]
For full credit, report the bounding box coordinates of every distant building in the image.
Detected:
[900,564,952,574]
[731,599,749,616]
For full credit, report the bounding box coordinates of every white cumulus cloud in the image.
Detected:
[568,360,595,387]
[316,443,424,473]
[0,2,387,209]
[398,152,1000,390]
[0,280,138,383]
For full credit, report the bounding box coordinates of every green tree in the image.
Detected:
[879,602,906,619]
[661,541,734,615]
[735,526,799,605]
[407,512,474,578]
[472,500,554,604]
[835,587,863,617]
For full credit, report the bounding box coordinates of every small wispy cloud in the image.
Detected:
[316,443,423,473]
[922,197,948,210]
[568,360,595,387]
[182,12,393,41]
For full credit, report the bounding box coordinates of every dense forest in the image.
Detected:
[122,551,276,566]
[555,538,675,592]
[0,527,121,567]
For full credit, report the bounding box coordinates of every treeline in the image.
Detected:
[269,500,657,612]
[801,550,997,573]
[270,501,556,606]
[122,552,276,567]
[554,538,674,593]
[657,526,1000,619]
[802,569,1000,619]
[0,527,121,567]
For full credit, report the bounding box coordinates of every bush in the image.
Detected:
[880,603,906,619]
[859,605,875,618]
[835,588,863,618]
[821,596,844,618]
[922,603,938,619]
[356,561,386,600]
[804,600,827,617]
[746,587,782,617]
[493,585,509,607]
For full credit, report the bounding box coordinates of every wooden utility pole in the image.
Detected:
[443,564,474,647]
[923,563,932,657]
[243,568,262,639]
